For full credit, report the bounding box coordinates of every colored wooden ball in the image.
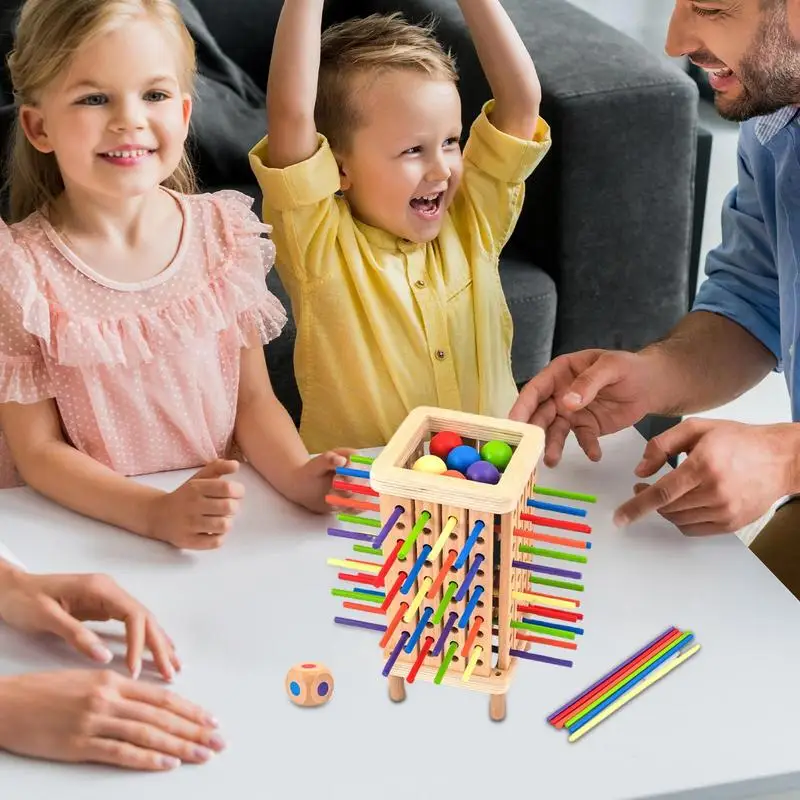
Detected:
[429,431,463,461]
[412,454,447,474]
[286,662,334,707]
[480,440,513,471]
[442,469,467,479]
[466,460,501,484]
[445,444,480,473]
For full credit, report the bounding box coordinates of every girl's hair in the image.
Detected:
[5,0,197,222]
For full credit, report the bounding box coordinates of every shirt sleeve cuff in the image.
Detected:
[462,99,551,183]
[692,283,784,371]
[248,134,342,211]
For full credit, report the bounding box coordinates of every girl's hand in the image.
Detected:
[293,449,359,514]
[0,571,178,681]
[145,460,245,550]
[0,670,224,770]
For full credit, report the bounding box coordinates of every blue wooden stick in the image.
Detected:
[527,498,587,518]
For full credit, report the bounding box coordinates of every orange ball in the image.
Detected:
[443,469,466,479]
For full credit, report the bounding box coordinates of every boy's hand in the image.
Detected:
[145,460,245,550]
[0,571,178,681]
[293,449,361,514]
[0,670,224,770]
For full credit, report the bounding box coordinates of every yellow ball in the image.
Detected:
[412,454,447,474]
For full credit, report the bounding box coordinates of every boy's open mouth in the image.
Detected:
[410,192,444,218]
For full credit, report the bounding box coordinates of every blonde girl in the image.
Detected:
[0,0,351,548]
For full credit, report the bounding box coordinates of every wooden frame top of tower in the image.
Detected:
[369,407,545,514]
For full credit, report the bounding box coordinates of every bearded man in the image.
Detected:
[510,0,800,599]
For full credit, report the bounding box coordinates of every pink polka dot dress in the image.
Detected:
[0,189,287,488]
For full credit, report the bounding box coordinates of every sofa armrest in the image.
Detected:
[343,0,700,357]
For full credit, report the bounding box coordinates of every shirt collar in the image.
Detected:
[754,105,800,145]
[354,218,425,253]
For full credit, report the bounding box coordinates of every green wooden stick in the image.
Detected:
[398,511,431,561]
[353,544,383,556]
[511,619,575,640]
[331,588,384,604]
[434,641,459,684]
[533,485,597,503]
[519,544,587,564]
[432,581,459,624]
[350,454,374,465]
[338,514,381,528]
[529,576,584,592]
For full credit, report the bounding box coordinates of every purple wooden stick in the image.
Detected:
[512,559,581,580]
[373,504,404,549]
[432,611,458,656]
[510,648,573,668]
[328,527,373,542]
[382,631,409,676]
[334,616,386,632]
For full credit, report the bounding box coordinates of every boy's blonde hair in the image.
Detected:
[5,0,197,222]
[317,13,458,153]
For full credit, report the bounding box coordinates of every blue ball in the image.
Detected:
[466,460,501,484]
[446,445,480,474]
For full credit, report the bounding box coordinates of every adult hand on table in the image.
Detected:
[0,669,224,770]
[509,349,658,467]
[613,418,797,534]
[0,570,179,681]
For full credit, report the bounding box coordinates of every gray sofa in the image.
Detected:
[0,0,705,431]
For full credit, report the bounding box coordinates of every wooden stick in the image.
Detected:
[568,644,701,742]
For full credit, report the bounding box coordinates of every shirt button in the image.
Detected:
[435,349,446,360]
[414,279,425,289]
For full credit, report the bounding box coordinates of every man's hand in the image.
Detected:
[614,419,798,534]
[0,571,179,681]
[0,670,223,770]
[510,349,659,467]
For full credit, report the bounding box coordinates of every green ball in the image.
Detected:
[480,440,513,471]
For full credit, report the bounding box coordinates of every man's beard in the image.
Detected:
[716,8,800,121]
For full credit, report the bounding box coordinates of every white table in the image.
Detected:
[2,428,800,800]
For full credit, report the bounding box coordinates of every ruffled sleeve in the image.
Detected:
[208,189,288,350]
[0,223,54,405]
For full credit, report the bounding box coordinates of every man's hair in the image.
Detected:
[316,13,458,153]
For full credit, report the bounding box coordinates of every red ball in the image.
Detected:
[442,469,467,479]
[430,431,463,461]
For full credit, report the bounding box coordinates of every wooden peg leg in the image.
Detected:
[388,676,406,703]
[489,693,506,721]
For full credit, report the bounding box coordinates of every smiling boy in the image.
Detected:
[249,1,550,453]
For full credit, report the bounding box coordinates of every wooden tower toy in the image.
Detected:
[326,407,595,721]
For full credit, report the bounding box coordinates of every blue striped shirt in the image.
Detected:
[692,106,800,420]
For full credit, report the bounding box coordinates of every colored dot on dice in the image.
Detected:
[466,460,501,484]
[429,431,463,461]
[446,444,480,473]
[412,454,447,474]
[443,469,467,479]
[286,663,334,707]
[480,440,514,471]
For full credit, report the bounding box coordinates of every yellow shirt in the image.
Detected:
[249,101,551,453]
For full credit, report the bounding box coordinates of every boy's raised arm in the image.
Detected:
[265,0,325,168]
[456,0,542,139]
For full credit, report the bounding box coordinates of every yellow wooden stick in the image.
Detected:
[404,576,433,621]
[568,643,701,743]
[327,558,381,574]
[429,515,458,561]
[512,590,578,610]
[463,645,483,682]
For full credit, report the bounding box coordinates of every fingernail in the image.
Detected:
[206,714,220,728]
[193,746,213,761]
[565,392,582,406]
[613,512,628,528]
[209,733,226,750]
[160,756,181,770]
[91,645,113,663]
[131,663,141,680]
